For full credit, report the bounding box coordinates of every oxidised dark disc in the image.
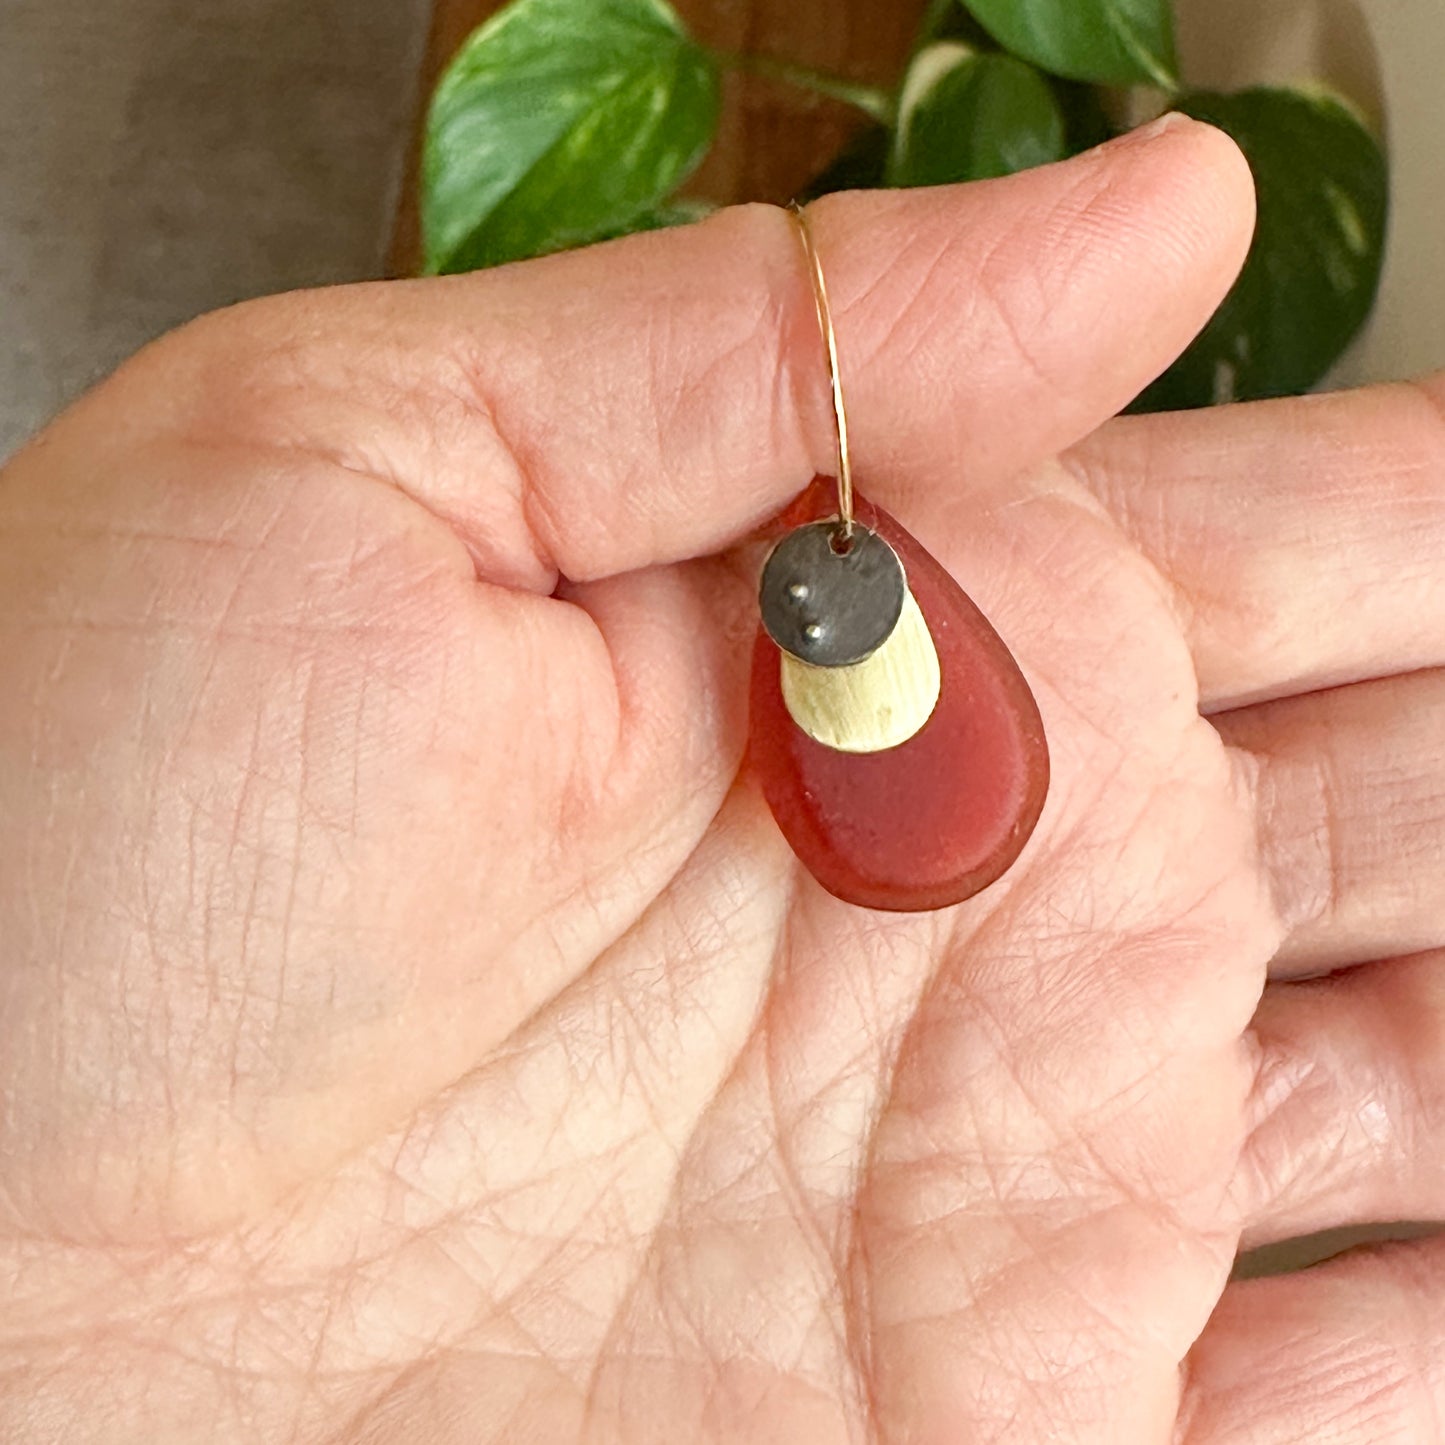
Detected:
[759,521,906,667]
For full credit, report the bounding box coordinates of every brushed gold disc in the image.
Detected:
[780,588,941,753]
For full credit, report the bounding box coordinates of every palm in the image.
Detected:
[0,355,1271,1444]
[464,470,1269,1442]
[399,472,1267,1443]
[7,125,1445,1444]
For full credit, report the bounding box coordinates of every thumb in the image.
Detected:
[60,115,1253,591]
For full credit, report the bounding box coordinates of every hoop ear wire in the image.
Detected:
[789,202,854,541]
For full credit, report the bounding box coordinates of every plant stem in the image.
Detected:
[716,50,896,125]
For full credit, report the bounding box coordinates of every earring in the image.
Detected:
[749,207,1050,912]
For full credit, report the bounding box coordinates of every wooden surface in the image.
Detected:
[389,0,929,275]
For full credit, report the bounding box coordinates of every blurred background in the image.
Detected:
[1,0,1441,457]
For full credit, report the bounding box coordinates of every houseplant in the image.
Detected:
[417,0,1387,411]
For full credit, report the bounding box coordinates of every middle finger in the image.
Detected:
[1214,668,1445,978]
[1066,376,1445,712]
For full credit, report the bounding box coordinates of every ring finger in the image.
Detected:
[1214,669,1445,979]
[1180,1233,1445,1443]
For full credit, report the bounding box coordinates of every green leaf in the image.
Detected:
[889,44,1067,187]
[959,0,1177,88]
[421,0,720,274]
[603,198,716,236]
[633,199,716,229]
[1134,87,1388,412]
[800,124,892,200]
[915,0,996,50]
[1051,77,1116,154]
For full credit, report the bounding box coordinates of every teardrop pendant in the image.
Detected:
[749,478,1049,912]
[759,204,1048,909]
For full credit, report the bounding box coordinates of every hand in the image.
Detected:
[3,115,1444,1443]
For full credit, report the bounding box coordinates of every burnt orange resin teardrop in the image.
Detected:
[750,480,1049,912]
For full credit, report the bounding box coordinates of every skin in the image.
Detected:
[2,114,1444,1442]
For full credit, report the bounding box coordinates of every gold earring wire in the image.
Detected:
[789,203,854,542]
